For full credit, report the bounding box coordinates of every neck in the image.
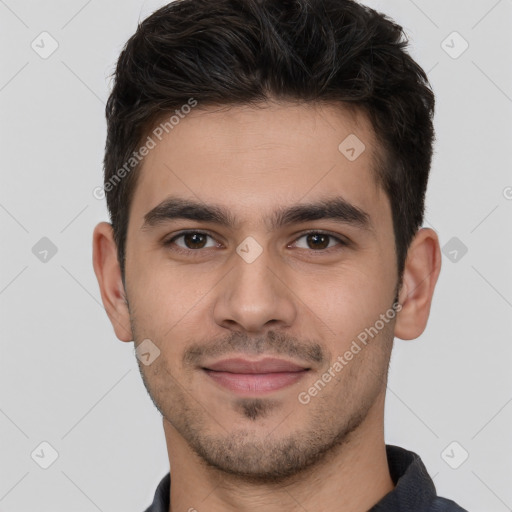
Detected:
[164,395,394,512]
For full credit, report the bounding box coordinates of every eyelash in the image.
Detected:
[162,230,349,256]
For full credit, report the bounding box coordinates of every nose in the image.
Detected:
[213,243,297,334]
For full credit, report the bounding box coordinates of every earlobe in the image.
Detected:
[394,227,442,341]
[92,222,133,342]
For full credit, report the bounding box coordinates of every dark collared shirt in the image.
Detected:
[143,445,468,511]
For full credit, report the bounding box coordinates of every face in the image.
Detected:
[123,101,400,481]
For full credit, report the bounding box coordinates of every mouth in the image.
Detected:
[201,357,311,395]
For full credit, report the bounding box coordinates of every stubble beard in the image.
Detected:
[132,326,392,485]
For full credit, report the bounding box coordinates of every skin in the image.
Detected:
[93,100,441,512]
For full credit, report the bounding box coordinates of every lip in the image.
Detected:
[202,357,310,395]
[204,357,309,373]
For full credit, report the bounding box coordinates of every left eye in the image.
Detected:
[292,232,344,251]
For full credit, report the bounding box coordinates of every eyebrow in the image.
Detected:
[141,196,373,233]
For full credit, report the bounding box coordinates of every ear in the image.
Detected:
[394,227,442,340]
[92,222,133,342]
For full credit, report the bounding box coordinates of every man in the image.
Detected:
[92,0,468,510]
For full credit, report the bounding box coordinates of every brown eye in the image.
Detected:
[165,231,218,252]
[293,232,345,251]
[181,232,208,249]
[306,233,330,250]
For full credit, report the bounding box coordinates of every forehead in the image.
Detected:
[129,101,389,232]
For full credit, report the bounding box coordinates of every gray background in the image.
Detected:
[1,0,511,510]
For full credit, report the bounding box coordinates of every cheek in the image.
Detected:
[128,254,201,319]
[127,268,211,359]
[305,263,395,343]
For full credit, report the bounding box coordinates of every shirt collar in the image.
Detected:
[368,445,437,511]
